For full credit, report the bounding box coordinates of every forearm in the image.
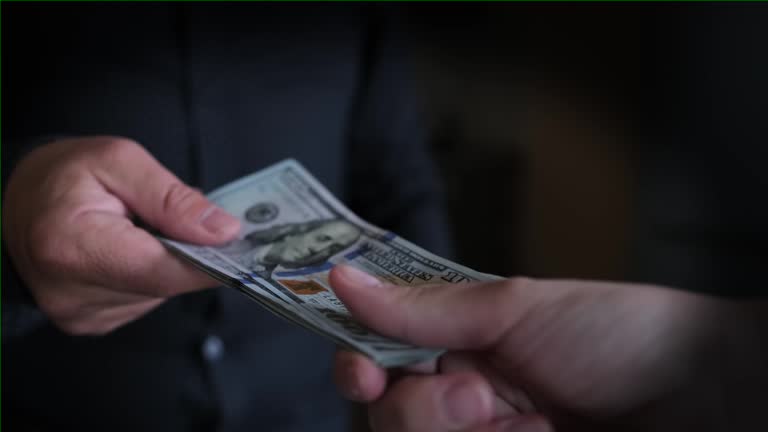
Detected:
[668,297,768,431]
[712,299,768,427]
[612,293,767,432]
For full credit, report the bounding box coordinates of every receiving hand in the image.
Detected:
[330,265,729,432]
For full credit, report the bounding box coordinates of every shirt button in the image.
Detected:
[202,334,225,362]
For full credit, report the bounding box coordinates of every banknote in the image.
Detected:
[161,160,499,367]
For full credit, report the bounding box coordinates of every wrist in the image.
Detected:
[629,293,766,432]
[692,297,768,430]
[720,298,768,385]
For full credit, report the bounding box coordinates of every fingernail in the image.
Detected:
[339,265,382,288]
[200,207,240,235]
[442,381,488,428]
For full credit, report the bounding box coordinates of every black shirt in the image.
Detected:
[2,3,451,431]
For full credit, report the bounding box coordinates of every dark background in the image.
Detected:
[406,3,768,296]
[3,3,767,432]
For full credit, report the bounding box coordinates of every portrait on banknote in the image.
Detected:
[220,219,361,278]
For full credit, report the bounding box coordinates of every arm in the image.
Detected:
[332,266,768,432]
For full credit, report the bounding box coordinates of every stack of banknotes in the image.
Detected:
[161,160,498,367]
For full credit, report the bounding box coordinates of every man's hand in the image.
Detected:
[3,137,240,335]
[329,266,743,432]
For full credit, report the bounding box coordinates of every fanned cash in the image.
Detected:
[160,160,499,367]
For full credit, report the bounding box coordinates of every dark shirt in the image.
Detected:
[2,3,451,431]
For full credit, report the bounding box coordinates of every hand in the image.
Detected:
[3,137,240,335]
[330,266,735,432]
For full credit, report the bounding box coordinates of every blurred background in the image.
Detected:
[4,4,767,432]
[404,3,768,296]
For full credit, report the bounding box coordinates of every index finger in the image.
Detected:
[334,350,440,403]
[334,350,388,402]
[71,211,220,297]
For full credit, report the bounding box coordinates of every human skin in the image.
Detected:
[330,265,767,432]
[3,137,241,335]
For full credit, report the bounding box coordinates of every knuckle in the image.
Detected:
[93,136,146,168]
[98,136,141,157]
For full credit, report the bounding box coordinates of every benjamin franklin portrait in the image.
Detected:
[219,219,362,278]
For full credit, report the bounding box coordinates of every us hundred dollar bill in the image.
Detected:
[161,160,499,367]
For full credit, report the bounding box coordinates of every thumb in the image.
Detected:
[329,265,538,350]
[93,139,240,244]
